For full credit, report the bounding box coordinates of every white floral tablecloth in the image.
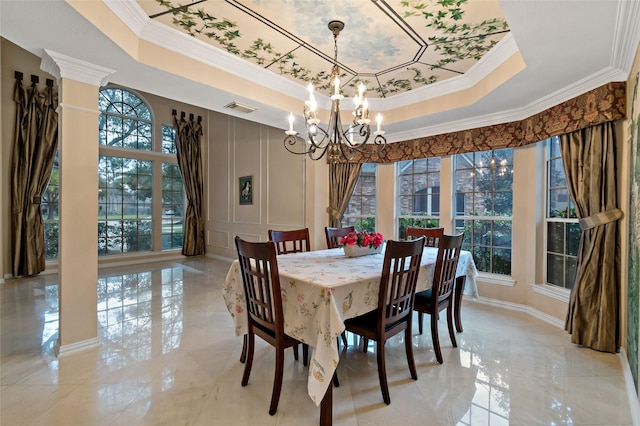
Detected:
[222,246,477,406]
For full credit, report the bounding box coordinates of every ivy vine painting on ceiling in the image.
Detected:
[148,0,509,98]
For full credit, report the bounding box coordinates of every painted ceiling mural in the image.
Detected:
[136,0,510,98]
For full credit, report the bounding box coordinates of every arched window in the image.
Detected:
[98,87,184,255]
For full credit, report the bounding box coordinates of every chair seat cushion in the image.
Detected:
[414,288,433,303]
[345,309,407,335]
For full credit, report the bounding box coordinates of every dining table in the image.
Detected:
[222,244,478,425]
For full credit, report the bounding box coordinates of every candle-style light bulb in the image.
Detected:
[376,113,382,132]
[358,82,365,100]
[333,76,340,96]
[288,113,294,132]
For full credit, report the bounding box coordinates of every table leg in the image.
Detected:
[319,378,333,426]
[454,276,466,333]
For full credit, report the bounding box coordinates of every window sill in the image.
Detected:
[477,272,516,287]
[531,283,570,303]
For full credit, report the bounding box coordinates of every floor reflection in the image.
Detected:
[0,257,633,425]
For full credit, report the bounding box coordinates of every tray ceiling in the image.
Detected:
[135,0,510,98]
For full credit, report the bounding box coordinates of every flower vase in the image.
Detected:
[343,244,382,257]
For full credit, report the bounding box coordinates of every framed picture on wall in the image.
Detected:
[239,175,253,205]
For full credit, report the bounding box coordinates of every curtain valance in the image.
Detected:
[341,81,626,163]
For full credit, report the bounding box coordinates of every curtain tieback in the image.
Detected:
[326,206,341,220]
[31,196,41,204]
[579,208,623,230]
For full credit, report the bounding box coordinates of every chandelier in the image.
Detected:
[284,20,386,162]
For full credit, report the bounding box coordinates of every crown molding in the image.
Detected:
[391,64,627,142]
[611,0,640,75]
[41,50,116,86]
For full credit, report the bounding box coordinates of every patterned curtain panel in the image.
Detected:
[561,122,622,353]
[327,162,362,228]
[10,76,58,277]
[174,113,205,256]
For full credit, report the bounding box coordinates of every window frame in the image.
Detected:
[343,163,377,232]
[98,86,184,256]
[544,136,579,290]
[453,149,514,276]
[396,158,441,239]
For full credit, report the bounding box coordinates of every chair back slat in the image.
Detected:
[235,237,284,337]
[268,228,311,255]
[379,237,425,327]
[324,226,356,249]
[405,227,444,248]
[432,234,463,304]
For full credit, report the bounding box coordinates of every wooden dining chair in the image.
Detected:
[343,237,425,405]
[267,228,310,364]
[234,236,305,416]
[324,226,356,249]
[268,228,311,255]
[413,233,463,364]
[405,226,444,247]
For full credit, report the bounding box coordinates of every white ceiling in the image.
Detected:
[1,1,639,143]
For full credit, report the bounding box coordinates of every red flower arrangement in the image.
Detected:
[340,231,384,249]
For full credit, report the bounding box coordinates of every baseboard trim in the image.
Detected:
[57,337,101,357]
[471,295,565,328]
[619,348,640,425]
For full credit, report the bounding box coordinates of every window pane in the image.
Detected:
[492,248,512,275]
[162,161,184,250]
[492,220,512,247]
[162,125,177,154]
[547,222,564,253]
[565,257,577,290]
[547,253,564,286]
[567,223,581,256]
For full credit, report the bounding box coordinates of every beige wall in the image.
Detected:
[205,111,313,259]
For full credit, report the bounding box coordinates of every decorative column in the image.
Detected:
[41,50,115,356]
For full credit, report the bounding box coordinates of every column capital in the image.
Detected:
[41,50,116,87]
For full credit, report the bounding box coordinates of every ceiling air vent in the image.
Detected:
[224,101,257,114]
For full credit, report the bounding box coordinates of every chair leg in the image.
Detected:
[341,332,348,347]
[418,312,424,335]
[404,325,418,380]
[454,276,465,332]
[376,339,390,405]
[269,347,285,415]
[293,344,299,361]
[241,333,255,386]
[332,370,340,388]
[240,334,247,363]
[303,344,309,367]
[431,313,443,364]
[447,306,457,348]
[362,337,369,353]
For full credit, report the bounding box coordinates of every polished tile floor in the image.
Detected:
[1,256,634,425]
